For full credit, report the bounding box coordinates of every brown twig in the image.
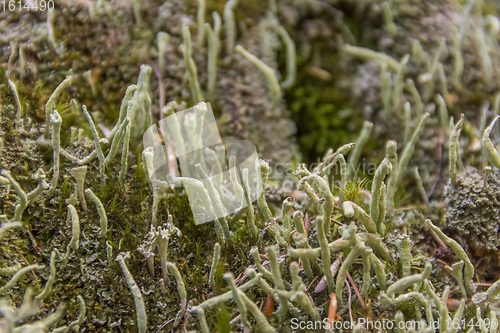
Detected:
[155,318,175,333]
[337,256,366,311]
[259,254,270,261]
[152,64,166,120]
[330,219,344,227]
[306,276,319,293]
[474,258,485,269]
[449,286,460,296]
[436,259,450,267]
[235,271,248,286]
[319,298,331,308]
[229,314,241,325]
[307,291,315,306]
[346,271,367,311]
[13,245,38,282]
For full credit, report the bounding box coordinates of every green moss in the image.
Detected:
[289,84,355,164]
[211,303,232,333]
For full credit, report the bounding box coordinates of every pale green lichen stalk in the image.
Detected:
[183,26,204,104]
[44,75,72,140]
[116,253,147,333]
[235,45,281,110]
[85,188,107,237]
[483,115,500,170]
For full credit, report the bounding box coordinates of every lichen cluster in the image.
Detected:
[445,167,500,251]
[2,0,500,332]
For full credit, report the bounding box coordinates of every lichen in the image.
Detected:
[445,167,500,251]
[2,0,500,332]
